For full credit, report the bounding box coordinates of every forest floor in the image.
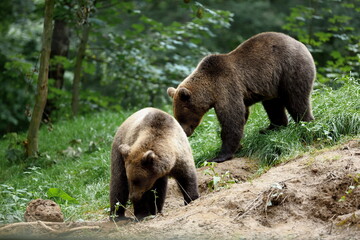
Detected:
[1,140,359,240]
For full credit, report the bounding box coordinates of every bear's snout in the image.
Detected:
[181,124,194,137]
[129,191,143,202]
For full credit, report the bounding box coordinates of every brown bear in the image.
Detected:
[109,107,199,220]
[167,32,315,163]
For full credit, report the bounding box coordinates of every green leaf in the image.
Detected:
[131,23,145,33]
[212,176,221,188]
[47,188,78,204]
[338,195,346,202]
[330,51,342,59]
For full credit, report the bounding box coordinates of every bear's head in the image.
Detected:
[168,55,224,136]
[167,83,215,137]
[118,144,169,202]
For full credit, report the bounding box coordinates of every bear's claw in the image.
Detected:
[208,154,233,163]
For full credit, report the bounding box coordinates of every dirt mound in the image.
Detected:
[24,199,64,223]
[1,140,359,240]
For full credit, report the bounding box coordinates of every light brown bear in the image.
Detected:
[168,32,315,163]
[110,107,199,220]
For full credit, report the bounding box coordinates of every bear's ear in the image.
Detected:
[167,87,176,99]
[141,150,156,167]
[118,144,130,158]
[178,87,191,101]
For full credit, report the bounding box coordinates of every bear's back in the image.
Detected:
[142,108,175,131]
[230,32,312,65]
[116,108,188,149]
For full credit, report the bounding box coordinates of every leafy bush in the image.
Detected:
[283,1,360,84]
[0,54,36,135]
[90,1,233,108]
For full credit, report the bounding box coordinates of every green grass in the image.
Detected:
[0,76,359,223]
[0,111,132,223]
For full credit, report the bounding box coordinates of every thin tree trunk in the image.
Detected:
[43,19,70,120]
[71,24,90,116]
[50,19,70,89]
[26,0,54,157]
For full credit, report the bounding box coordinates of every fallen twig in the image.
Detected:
[0,220,100,236]
[234,192,263,220]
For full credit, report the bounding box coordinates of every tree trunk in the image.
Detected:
[71,24,90,116]
[26,0,54,158]
[43,19,70,120]
[50,19,70,89]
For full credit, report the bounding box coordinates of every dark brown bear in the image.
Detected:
[167,32,315,163]
[110,108,199,220]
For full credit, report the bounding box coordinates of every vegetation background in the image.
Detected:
[0,0,359,223]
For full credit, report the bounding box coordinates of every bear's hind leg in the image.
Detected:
[174,170,199,205]
[285,95,314,123]
[262,98,288,132]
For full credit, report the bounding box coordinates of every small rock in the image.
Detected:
[24,199,64,222]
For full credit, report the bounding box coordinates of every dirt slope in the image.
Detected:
[1,140,359,240]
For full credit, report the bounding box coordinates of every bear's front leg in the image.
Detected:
[210,103,245,163]
[148,176,168,215]
[133,197,151,220]
[109,149,130,221]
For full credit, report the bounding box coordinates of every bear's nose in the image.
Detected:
[129,192,143,202]
[181,125,193,137]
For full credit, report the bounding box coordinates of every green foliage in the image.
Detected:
[3,133,25,164]
[0,0,44,135]
[0,184,34,223]
[47,188,78,204]
[0,0,235,134]
[189,110,221,166]
[338,173,360,202]
[0,110,130,223]
[283,0,360,84]
[0,54,37,135]
[90,1,233,108]
[202,161,237,191]
[2,0,359,136]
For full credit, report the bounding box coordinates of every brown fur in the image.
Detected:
[109,108,199,220]
[168,32,315,163]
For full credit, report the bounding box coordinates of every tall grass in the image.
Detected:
[0,111,131,223]
[0,76,359,223]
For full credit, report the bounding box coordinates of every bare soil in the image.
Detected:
[1,140,359,240]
